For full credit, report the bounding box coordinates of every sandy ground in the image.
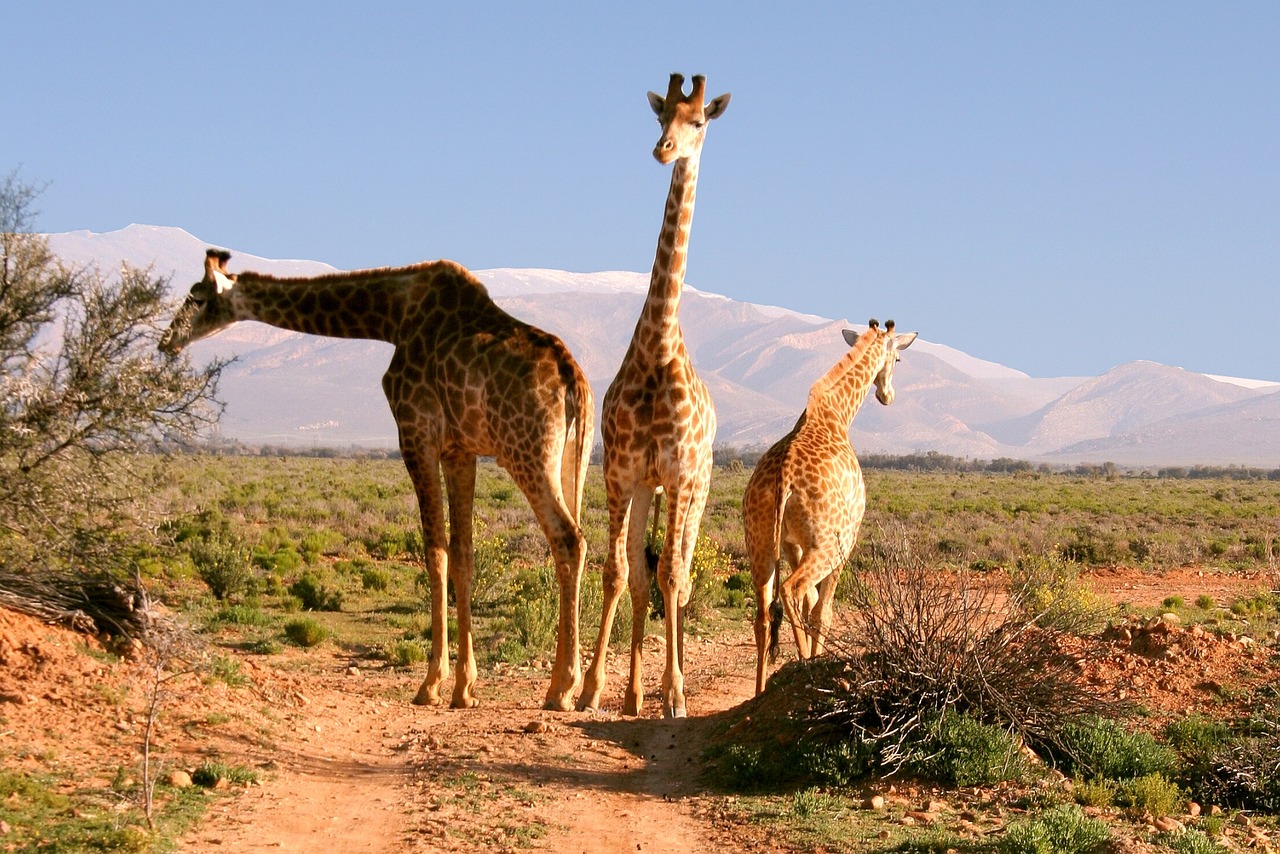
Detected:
[2,565,1277,852]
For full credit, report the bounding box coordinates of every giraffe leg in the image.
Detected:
[659,475,709,719]
[403,445,450,707]
[622,500,652,716]
[780,547,837,662]
[580,486,649,712]
[443,456,480,709]
[509,464,587,712]
[809,570,840,658]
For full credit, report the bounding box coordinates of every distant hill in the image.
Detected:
[46,225,1280,467]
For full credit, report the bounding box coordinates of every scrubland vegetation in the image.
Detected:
[4,450,1280,851]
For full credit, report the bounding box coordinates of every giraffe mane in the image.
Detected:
[806,324,883,409]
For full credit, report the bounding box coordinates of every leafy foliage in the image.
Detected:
[0,173,223,578]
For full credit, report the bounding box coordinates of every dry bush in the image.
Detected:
[806,526,1121,774]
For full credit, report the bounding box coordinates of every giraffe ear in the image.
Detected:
[841,328,859,347]
[647,92,665,116]
[894,332,918,350]
[705,93,731,121]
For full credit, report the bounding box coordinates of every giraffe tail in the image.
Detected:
[767,576,784,663]
[767,463,791,665]
[562,364,594,523]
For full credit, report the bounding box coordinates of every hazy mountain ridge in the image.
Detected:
[44,225,1280,466]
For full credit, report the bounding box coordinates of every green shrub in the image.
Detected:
[252,544,302,574]
[299,529,344,563]
[796,738,874,788]
[212,604,271,627]
[1158,830,1231,854]
[361,566,392,592]
[1195,594,1216,610]
[284,617,328,647]
[1010,553,1112,634]
[191,761,258,787]
[289,573,343,611]
[1163,594,1186,610]
[1072,776,1117,808]
[908,711,1029,787]
[998,804,1110,854]
[206,654,248,687]
[1054,716,1177,781]
[509,566,558,656]
[1165,713,1233,753]
[1115,772,1184,818]
[384,639,427,667]
[190,535,253,601]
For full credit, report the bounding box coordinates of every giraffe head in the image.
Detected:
[158,249,239,354]
[648,73,730,164]
[842,319,918,405]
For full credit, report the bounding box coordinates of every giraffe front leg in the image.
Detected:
[659,482,706,719]
[580,489,648,711]
[412,541,450,706]
[623,552,650,716]
[444,457,480,709]
[406,449,450,707]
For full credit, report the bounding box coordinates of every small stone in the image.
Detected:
[166,770,193,788]
[877,830,892,840]
[907,810,939,823]
[925,799,948,813]
[864,795,885,811]
[346,666,360,677]
[1187,802,1202,817]
[524,720,549,734]
[1233,812,1252,826]
[1154,816,1184,833]
[1160,612,1180,625]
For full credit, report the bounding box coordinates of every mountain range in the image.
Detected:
[46,225,1280,468]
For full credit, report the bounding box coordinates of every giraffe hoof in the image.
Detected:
[450,696,479,710]
[411,687,443,707]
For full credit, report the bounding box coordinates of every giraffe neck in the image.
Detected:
[633,154,700,361]
[805,333,884,434]
[229,270,407,342]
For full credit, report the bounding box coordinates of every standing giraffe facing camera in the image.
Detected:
[578,73,729,718]
[742,320,916,694]
[160,250,593,711]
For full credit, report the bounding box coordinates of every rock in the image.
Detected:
[1233,812,1252,826]
[1160,612,1180,626]
[925,799,948,813]
[166,770,193,788]
[524,720,549,734]
[906,810,939,823]
[1187,802,1202,817]
[1154,816,1184,832]
[864,795,885,811]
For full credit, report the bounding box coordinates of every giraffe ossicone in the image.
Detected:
[741,320,916,695]
[578,73,729,719]
[161,249,594,711]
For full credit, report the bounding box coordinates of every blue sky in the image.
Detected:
[4,2,1278,380]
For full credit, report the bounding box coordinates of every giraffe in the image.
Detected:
[578,73,729,719]
[160,249,593,711]
[742,320,916,694]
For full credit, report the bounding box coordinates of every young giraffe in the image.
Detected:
[742,320,916,694]
[160,250,593,711]
[578,73,730,718]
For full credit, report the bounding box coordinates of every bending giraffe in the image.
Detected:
[578,73,729,718]
[160,250,593,711]
[742,320,916,694]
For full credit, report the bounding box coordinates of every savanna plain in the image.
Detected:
[3,454,1280,853]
